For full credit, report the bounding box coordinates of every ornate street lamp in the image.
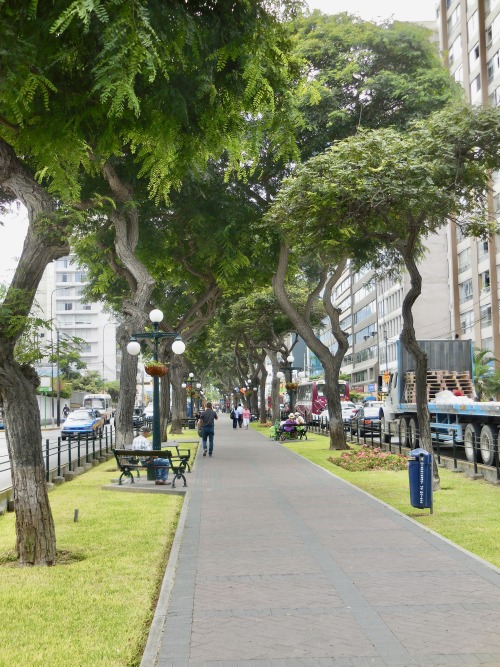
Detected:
[181,372,201,418]
[127,309,185,449]
[279,353,303,413]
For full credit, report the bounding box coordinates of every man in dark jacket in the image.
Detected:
[200,401,218,457]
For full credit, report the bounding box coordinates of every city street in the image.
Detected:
[0,425,114,492]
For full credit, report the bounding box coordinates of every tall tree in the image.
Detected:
[267,105,500,483]
[266,11,461,450]
[0,0,303,565]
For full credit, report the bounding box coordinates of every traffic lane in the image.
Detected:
[0,424,115,493]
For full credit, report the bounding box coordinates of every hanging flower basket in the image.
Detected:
[286,382,299,391]
[144,363,168,377]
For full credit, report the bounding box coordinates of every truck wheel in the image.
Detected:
[380,414,391,444]
[399,418,410,448]
[464,423,480,462]
[408,417,419,448]
[480,424,497,466]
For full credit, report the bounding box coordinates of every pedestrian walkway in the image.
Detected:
[142,416,500,667]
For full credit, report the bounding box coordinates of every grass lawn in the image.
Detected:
[252,422,500,569]
[0,443,197,667]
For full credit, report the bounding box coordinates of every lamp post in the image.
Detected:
[127,309,185,449]
[50,285,73,424]
[278,354,303,413]
[181,372,201,418]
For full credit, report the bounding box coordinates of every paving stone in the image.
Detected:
[142,419,500,667]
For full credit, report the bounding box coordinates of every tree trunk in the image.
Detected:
[272,242,349,449]
[4,362,57,565]
[267,350,281,421]
[400,243,440,489]
[0,138,70,564]
[114,320,139,448]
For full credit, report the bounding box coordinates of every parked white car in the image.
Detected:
[315,401,358,423]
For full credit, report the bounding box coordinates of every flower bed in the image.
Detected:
[329,446,407,472]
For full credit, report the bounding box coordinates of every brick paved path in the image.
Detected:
[143,417,500,667]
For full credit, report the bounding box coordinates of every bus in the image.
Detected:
[82,394,114,423]
[294,380,350,422]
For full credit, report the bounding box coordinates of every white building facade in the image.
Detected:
[36,255,119,383]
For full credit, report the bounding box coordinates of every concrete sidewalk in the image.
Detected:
[143,416,500,667]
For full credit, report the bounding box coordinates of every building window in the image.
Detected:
[490,85,500,106]
[454,65,464,83]
[75,272,87,283]
[477,240,489,260]
[487,51,500,82]
[461,310,474,333]
[64,302,73,311]
[479,270,491,293]
[481,337,493,351]
[493,191,500,214]
[458,247,471,273]
[469,43,480,70]
[448,6,461,34]
[352,370,367,384]
[353,282,375,304]
[459,279,473,303]
[470,74,481,97]
[481,304,492,327]
[468,11,478,38]
[449,36,462,66]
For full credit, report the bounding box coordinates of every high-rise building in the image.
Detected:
[35,254,119,384]
[437,0,500,354]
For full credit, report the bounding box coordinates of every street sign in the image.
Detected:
[367,383,375,392]
[382,372,390,384]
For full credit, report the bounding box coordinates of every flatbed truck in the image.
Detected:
[380,339,500,465]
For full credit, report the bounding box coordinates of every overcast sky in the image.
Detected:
[0,0,439,284]
[306,0,438,23]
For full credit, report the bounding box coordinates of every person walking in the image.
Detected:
[236,403,244,429]
[242,405,251,429]
[200,401,218,457]
[230,406,238,429]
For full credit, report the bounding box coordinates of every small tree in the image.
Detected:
[474,349,500,401]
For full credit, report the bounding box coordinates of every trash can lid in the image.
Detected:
[408,447,432,460]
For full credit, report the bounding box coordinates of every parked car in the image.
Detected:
[61,409,105,440]
[133,407,144,428]
[314,402,358,423]
[350,403,383,435]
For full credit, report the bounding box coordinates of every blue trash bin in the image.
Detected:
[408,448,433,510]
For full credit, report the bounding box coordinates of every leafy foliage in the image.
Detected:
[473,348,500,401]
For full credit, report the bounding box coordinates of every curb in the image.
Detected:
[140,448,198,666]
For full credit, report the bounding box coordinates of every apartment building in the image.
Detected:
[36,255,118,383]
[438,0,500,354]
[311,227,452,394]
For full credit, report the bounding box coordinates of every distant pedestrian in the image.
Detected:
[62,404,70,418]
[230,406,238,429]
[242,406,251,429]
[236,403,244,428]
[200,401,218,457]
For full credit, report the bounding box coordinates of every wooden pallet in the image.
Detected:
[403,370,474,401]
